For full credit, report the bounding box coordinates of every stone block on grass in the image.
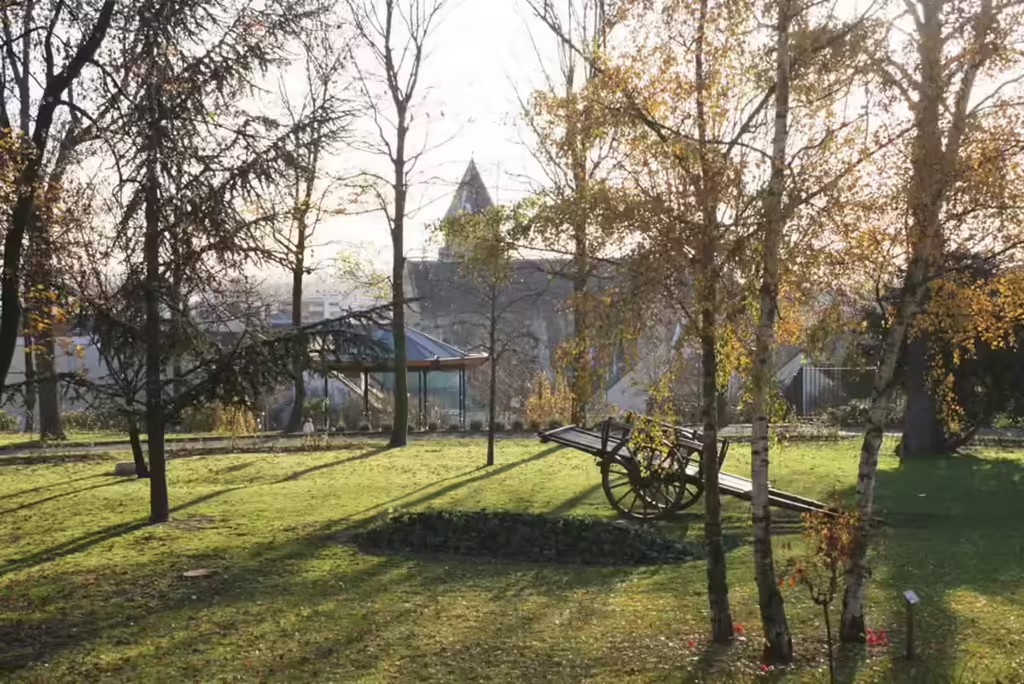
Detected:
[113,461,136,476]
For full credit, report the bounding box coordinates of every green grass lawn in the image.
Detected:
[1,438,1022,682]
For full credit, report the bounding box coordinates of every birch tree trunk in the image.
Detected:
[750,0,792,662]
[839,289,913,640]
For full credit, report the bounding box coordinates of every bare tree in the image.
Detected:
[346,0,447,448]
[264,15,357,433]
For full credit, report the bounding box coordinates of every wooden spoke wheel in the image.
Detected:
[600,445,686,521]
[669,446,705,511]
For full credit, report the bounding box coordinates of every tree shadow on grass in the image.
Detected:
[277,446,389,482]
[360,444,566,514]
[0,479,129,517]
[343,467,484,521]
[0,486,247,578]
[548,481,603,516]
[834,452,1024,683]
[0,474,106,502]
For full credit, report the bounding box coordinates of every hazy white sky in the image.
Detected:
[302,0,554,285]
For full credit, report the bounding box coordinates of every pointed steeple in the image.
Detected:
[440,160,495,261]
[444,159,494,218]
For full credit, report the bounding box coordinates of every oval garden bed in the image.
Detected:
[352,510,700,565]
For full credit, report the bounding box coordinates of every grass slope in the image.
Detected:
[0,438,1022,682]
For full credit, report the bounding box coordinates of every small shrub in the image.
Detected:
[469,419,483,432]
[63,408,122,432]
[0,410,19,433]
[527,420,540,432]
[179,402,257,434]
[510,420,524,432]
[427,421,439,431]
[993,412,1024,429]
[358,423,370,432]
[524,372,572,428]
[785,510,860,682]
[819,400,903,428]
[547,419,563,430]
[219,405,259,435]
[447,423,460,432]
[491,421,506,432]
[380,423,393,433]
[354,510,699,565]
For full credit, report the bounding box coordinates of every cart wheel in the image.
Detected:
[601,446,685,521]
[670,447,705,511]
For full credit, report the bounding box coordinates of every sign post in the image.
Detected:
[904,589,920,660]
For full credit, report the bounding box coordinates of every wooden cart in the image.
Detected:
[539,417,834,521]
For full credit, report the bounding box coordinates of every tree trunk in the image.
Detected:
[36,333,64,440]
[693,0,733,644]
[0,196,36,393]
[487,299,498,467]
[0,0,116,392]
[389,112,409,448]
[840,269,917,641]
[569,276,588,426]
[286,248,306,433]
[701,293,733,643]
[569,205,589,426]
[143,71,169,524]
[824,603,835,684]
[391,254,409,446]
[25,201,65,441]
[22,334,35,433]
[750,0,793,663]
[901,333,947,457]
[170,250,184,409]
[128,421,150,478]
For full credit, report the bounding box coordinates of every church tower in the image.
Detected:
[438,160,494,261]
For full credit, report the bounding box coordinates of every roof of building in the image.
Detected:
[406,257,574,320]
[323,324,489,372]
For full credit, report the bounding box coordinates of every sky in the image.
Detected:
[295,0,556,290]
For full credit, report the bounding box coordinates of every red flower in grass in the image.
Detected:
[733,623,746,635]
[865,628,890,647]
[760,663,771,673]
[687,640,697,648]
